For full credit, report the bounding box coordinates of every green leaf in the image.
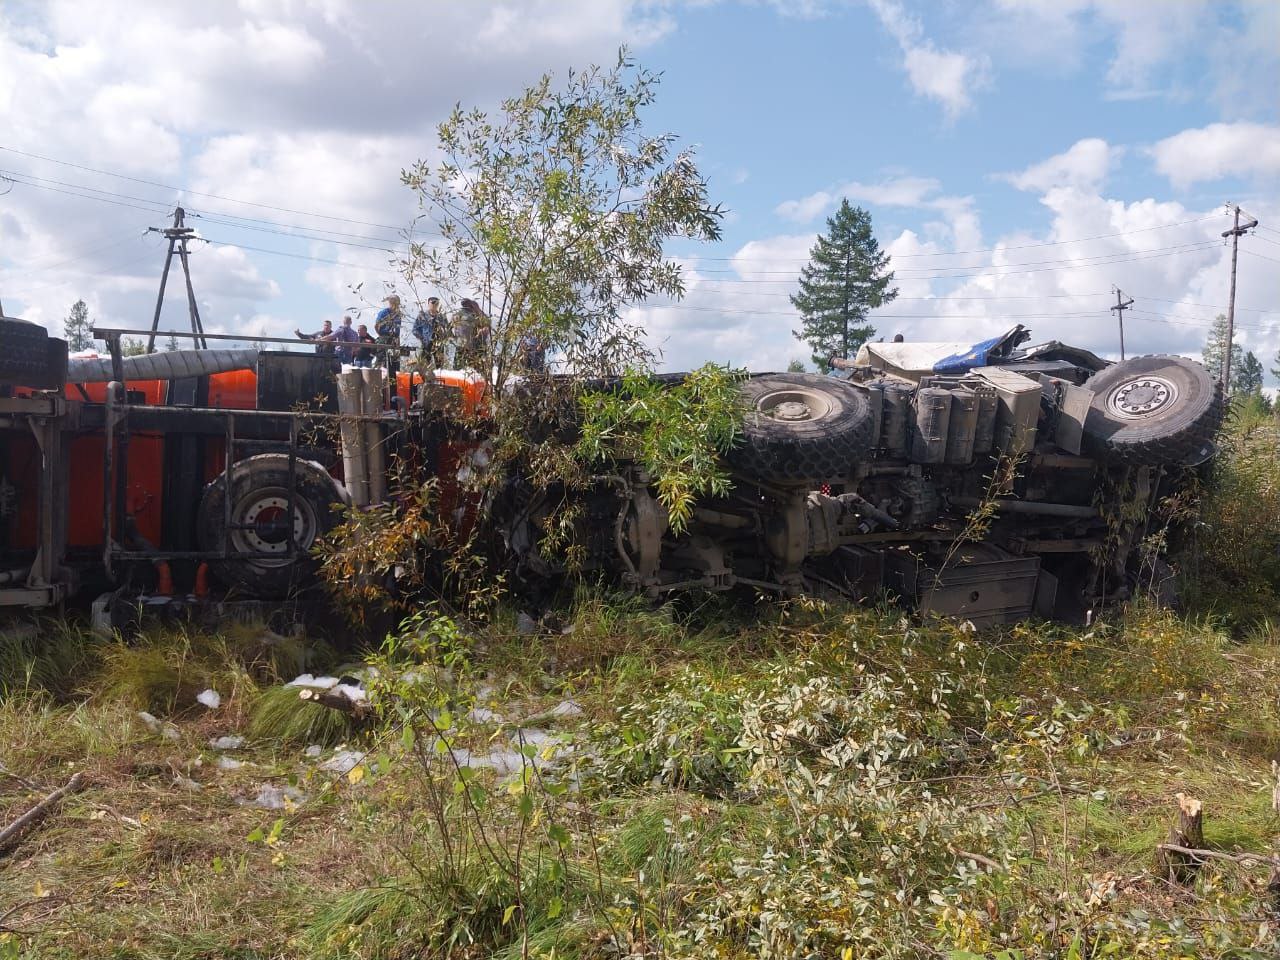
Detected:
[401,725,415,751]
[546,895,563,919]
[246,827,264,844]
[502,904,518,927]
[548,823,571,847]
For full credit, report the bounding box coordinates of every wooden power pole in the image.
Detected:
[1221,203,1259,394]
[1111,287,1134,360]
[145,206,207,353]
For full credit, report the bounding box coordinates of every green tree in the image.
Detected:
[1202,314,1265,395]
[122,337,147,357]
[402,50,722,399]
[790,200,897,372]
[63,299,92,351]
[165,334,181,352]
[786,358,806,373]
[1236,350,1264,396]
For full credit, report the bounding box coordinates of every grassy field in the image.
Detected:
[2,414,1279,959]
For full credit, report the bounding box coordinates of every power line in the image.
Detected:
[675,215,1219,265]
[1241,248,1280,266]
[0,143,406,231]
[2,145,1226,264]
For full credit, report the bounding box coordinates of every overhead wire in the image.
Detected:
[0,143,406,231]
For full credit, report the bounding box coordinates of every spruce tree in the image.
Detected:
[165,334,181,352]
[63,299,92,351]
[791,200,897,372]
[1202,314,1243,389]
[1236,350,1264,395]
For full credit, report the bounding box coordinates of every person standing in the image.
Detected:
[295,319,334,358]
[454,298,490,371]
[326,315,360,364]
[412,296,445,366]
[375,294,404,377]
[353,323,377,367]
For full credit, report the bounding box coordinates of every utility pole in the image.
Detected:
[1110,287,1134,360]
[1221,203,1259,394]
[145,206,207,353]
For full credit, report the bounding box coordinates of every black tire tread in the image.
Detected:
[730,373,876,483]
[1083,354,1224,466]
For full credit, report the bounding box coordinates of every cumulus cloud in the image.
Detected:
[638,164,1279,379]
[1150,122,1280,191]
[0,0,673,337]
[867,0,990,118]
[1001,138,1121,194]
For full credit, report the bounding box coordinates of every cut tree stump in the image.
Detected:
[297,687,374,721]
[1156,792,1205,884]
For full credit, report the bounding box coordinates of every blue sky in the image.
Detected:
[1,1,1277,374]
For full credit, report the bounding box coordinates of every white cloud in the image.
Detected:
[1150,122,1280,191]
[867,0,990,118]
[0,0,672,337]
[775,191,835,222]
[1001,138,1122,193]
[639,174,1279,379]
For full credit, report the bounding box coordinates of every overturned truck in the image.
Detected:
[501,327,1222,624]
[0,316,1221,626]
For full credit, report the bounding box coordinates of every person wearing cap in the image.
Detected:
[375,294,404,376]
[413,297,445,366]
[295,319,334,358]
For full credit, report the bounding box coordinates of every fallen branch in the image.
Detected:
[1156,843,1280,869]
[297,687,375,721]
[953,848,1002,871]
[0,772,86,857]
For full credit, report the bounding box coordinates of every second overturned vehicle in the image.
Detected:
[502,326,1223,625]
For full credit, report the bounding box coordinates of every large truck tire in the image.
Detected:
[0,317,66,388]
[731,373,876,484]
[1082,355,1223,466]
[197,454,350,598]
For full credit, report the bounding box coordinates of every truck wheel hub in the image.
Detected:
[235,494,315,562]
[758,388,833,423]
[1107,376,1177,419]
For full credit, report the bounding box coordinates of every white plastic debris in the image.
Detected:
[137,711,180,740]
[319,750,365,774]
[333,683,368,704]
[216,756,245,771]
[208,735,245,751]
[245,783,306,809]
[304,744,323,758]
[468,705,503,723]
[196,688,222,709]
[550,699,583,718]
[286,674,340,689]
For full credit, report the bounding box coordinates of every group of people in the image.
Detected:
[295,294,508,372]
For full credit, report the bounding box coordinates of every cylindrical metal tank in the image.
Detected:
[863,381,884,449]
[973,386,997,454]
[911,387,952,464]
[881,382,912,458]
[945,389,979,465]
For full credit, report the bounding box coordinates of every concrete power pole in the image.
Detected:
[1221,203,1259,394]
[1111,287,1134,360]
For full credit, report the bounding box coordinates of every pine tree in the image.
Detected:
[63,299,92,351]
[791,200,897,372]
[165,334,181,352]
[122,337,147,357]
